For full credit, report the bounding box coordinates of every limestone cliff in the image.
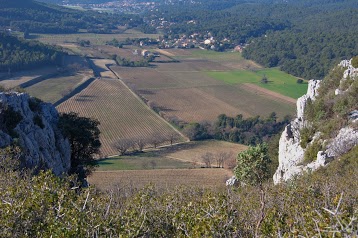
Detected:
[0,92,71,175]
[274,59,358,184]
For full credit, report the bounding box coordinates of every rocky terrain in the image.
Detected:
[274,59,358,184]
[0,92,70,175]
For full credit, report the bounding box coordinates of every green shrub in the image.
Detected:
[299,126,315,148]
[351,56,358,68]
[303,140,323,164]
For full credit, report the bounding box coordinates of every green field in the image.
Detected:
[208,68,308,99]
[97,155,192,171]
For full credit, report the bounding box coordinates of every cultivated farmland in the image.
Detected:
[0,67,58,89]
[25,73,90,104]
[57,78,184,156]
[31,29,160,45]
[97,140,246,171]
[88,168,233,191]
[112,50,297,123]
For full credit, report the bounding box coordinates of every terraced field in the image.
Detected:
[57,78,184,156]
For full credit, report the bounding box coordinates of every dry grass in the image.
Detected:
[160,140,247,165]
[88,168,233,191]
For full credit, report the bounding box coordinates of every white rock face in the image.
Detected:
[274,59,358,184]
[297,80,321,120]
[226,176,238,186]
[339,59,358,79]
[0,92,71,175]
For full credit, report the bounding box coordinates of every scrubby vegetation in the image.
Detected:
[0,145,357,237]
[302,65,357,156]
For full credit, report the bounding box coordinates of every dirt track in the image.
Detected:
[242,83,296,105]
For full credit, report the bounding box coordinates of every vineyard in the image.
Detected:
[113,51,296,123]
[56,78,184,156]
[25,73,89,104]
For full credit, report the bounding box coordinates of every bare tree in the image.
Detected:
[113,139,134,155]
[201,152,214,168]
[216,152,234,168]
[149,134,164,149]
[133,138,147,152]
[167,132,180,146]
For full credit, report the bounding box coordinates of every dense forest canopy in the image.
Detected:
[145,0,358,79]
[0,0,145,34]
[0,33,64,72]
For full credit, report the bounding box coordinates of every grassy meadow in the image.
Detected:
[208,68,308,99]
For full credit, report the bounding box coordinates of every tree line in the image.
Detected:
[182,113,291,146]
[0,32,64,72]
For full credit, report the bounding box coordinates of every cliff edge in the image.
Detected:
[0,92,71,175]
[274,58,358,184]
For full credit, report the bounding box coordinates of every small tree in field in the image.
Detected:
[234,143,270,237]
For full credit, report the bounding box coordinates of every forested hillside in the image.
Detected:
[0,33,64,72]
[147,0,358,79]
[0,0,144,34]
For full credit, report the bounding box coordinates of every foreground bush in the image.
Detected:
[0,147,357,237]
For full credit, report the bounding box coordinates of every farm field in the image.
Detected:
[98,140,246,171]
[0,67,58,89]
[30,29,160,45]
[113,51,297,123]
[208,68,308,99]
[161,48,261,70]
[97,156,193,171]
[25,73,90,104]
[90,59,117,78]
[56,78,184,156]
[88,168,233,191]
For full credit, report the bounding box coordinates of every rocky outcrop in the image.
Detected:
[274,60,358,184]
[0,92,71,175]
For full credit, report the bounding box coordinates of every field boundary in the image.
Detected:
[54,76,97,107]
[108,65,189,142]
[19,72,60,88]
[241,83,296,104]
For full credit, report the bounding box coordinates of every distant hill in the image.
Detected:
[0,0,144,34]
